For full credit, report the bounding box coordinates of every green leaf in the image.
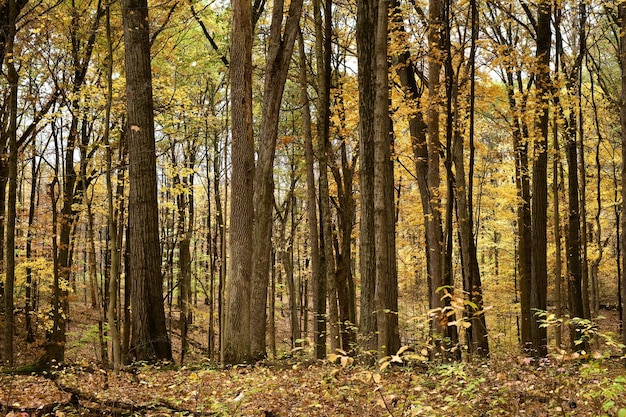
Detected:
[619,409,626,417]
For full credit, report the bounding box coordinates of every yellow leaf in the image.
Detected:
[396,345,410,355]
[340,356,354,368]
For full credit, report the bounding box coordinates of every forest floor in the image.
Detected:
[1,304,626,416]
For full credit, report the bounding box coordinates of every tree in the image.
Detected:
[223,0,254,364]
[122,0,172,362]
[249,0,304,361]
[3,0,19,366]
[356,0,378,355]
[619,1,626,349]
[298,27,325,359]
[426,0,458,356]
[373,0,400,357]
[483,0,533,351]
[529,0,551,357]
[554,1,587,350]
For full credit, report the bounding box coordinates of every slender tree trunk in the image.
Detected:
[177,151,194,365]
[3,0,18,364]
[427,0,457,357]
[619,3,626,349]
[103,3,121,371]
[314,0,338,353]
[298,28,325,359]
[331,135,356,352]
[553,102,563,349]
[25,152,39,343]
[249,0,304,360]
[589,54,604,324]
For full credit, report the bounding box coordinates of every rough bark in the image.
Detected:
[122,0,172,362]
[356,0,378,354]
[223,0,254,364]
[373,0,400,358]
[249,0,304,360]
[530,0,551,358]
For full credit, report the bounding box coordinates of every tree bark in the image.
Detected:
[122,0,172,362]
[223,0,254,363]
[249,0,304,360]
[356,0,378,354]
[619,2,626,349]
[298,28,325,359]
[530,0,551,358]
[3,0,18,365]
[373,0,400,358]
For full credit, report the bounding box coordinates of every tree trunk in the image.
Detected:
[298,28,325,359]
[619,2,626,349]
[3,0,18,364]
[356,0,378,355]
[103,3,121,370]
[314,0,338,354]
[530,0,551,358]
[25,151,40,343]
[249,0,304,360]
[122,0,172,362]
[223,0,254,364]
[373,0,400,358]
[427,0,457,357]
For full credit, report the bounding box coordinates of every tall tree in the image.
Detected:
[554,1,587,350]
[223,0,254,364]
[529,0,551,357]
[427,0,457,355]
[373,0,400,357]
[249,0,304,360]
[122,0,172,362]
[314,0,338,353]
[483,1,533,351]
[298,28,325,359]
[356,0,378,355]
[453,0,488,356]
[2,0,19,366]
[619,1,626,349]
[104,2,122,370]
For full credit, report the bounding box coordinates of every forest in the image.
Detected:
[1,0,626,415]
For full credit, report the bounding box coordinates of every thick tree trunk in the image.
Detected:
[122,0,172,362]
[373,0,400,358]
[356,0,378,354]
[223,0,254,364]
[530,0,551,358]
